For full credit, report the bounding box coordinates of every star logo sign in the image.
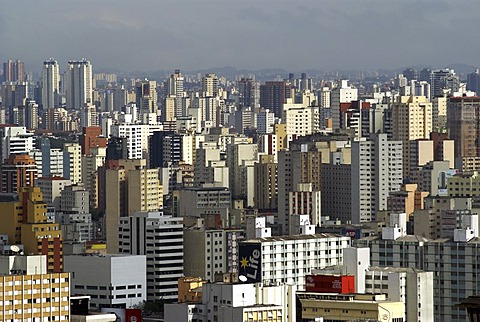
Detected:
[240,257,249,269]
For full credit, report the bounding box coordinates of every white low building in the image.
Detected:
[64,254,147,309]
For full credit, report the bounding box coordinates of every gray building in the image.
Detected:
[64,254,147,310]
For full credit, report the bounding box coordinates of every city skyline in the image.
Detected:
[1,0,480,73]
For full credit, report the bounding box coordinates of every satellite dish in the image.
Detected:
[239,275,248,282]
[10,245,20,253]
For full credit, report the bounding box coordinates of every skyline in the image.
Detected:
[1,0,480,73]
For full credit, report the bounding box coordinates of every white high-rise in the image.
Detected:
[331,80,358,129]
[165,69,185,117]
[351,133,403,223]
[66,59,93,109]
[42,58,60,110]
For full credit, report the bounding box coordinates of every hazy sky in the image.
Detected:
[1,0,479,73]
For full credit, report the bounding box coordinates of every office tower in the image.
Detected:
[135,79,157,114]
[119,211,183,301]
[0,126,34,162]
[42,58,60,110]
[238,77,258,109]
[260,81,286,118]
[330,80,358,129]
[63,143,82,184]
[105,159,162,253]
[0,186,63,272]
[447,96,480,158]
[0,253,70,321]
[66,59,93,109]
[351,134,403,223]
[467,69,480,94]
[1,153,37,193]
[165,69,185,117]
[202,73,218,97]
[2,59,25,82]
[79,126,107,155]
[65,254,146,309]
[430,69,460,97]
[254,155,278,210]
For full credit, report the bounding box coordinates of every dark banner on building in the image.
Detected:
[238,243,262,283]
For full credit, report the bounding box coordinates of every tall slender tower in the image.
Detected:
[66,59,93,109]
[165,69,185,117]
[3,59,25,82]
[42,58,60,110]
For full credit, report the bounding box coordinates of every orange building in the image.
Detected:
[1,153,37,193]
[0,186,63,272]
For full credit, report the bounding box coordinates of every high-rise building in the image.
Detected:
[430,69,460,97]
[254,155,278,210]
[135,79,157,114]
[351,134,403,223]
[202,73,219,97]
[467,69,480,94]
[119,211,183,301]
[66,59,93,109]
[0,187,63,272]
[1,153,37,193]
[330,80,358,129]
[79,126,107,155]
[447,96,480,158]
[3,59,25,82]
[0,254,70,321]
[238,77,258,109]
[105,159,162,253]
[0,126,34,162]
[391,95,432,142]
[42,58,60,110]
[260,81,286,118]
[165,69,185,117]
[63,143,82,184]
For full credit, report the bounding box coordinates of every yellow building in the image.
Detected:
[0,187,63,272]
[392,95,432,142]
[0,254,70,321]
[177,277,206,303]
[298,293,405,322]
[105,159,163,253]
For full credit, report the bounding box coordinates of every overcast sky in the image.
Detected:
[1,0,478,73]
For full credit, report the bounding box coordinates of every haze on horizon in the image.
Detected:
[1,0,479,73]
